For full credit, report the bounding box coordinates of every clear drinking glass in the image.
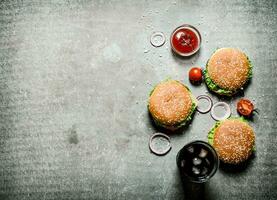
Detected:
[176,140,219,183]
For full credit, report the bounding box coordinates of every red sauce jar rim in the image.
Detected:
[170,24,202,57]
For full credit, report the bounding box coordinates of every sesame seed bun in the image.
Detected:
[211,118,255,164]
[205,48,252,96]
[148,80,196,130]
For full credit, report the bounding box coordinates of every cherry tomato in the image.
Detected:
[189,67,202,83]
[237,99,254,116]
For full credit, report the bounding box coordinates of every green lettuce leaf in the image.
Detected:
[203,69,234,96]
[246,56,253,79]
[207,121,222,145]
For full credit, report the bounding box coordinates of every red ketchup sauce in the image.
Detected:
[171,25,201,56]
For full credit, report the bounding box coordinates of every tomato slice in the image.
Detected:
[237,99,254,116]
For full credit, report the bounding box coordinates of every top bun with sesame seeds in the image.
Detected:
[203,48,252,96]
[148,80,197,131]
[208,118,255,164]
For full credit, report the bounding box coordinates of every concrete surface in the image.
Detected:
[0,0,276,199]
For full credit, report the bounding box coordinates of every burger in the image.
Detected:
[208,118,255,164]
[148,80,197,131]
[203,48,252,96]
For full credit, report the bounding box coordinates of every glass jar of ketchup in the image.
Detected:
[170,24,201,57]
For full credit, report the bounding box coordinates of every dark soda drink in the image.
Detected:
[176,141,219,183]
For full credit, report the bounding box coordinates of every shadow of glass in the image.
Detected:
[180,176,206,200]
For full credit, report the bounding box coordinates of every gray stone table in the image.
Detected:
[0,0,276,199]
